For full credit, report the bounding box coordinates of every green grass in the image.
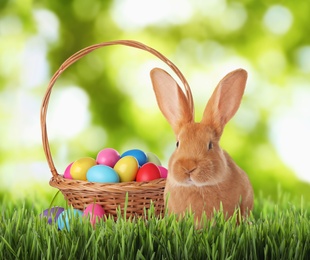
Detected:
[1,189,309,260]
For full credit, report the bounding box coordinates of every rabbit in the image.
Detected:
[150,67,253,224]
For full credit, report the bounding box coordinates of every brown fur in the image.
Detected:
[150,67,254,224]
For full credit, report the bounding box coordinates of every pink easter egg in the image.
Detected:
[83,203,105,227]
[96,148,120,167]
[63,162,73,179]
[158,165,168,178]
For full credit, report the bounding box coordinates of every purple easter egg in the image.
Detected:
[40,207,65,224]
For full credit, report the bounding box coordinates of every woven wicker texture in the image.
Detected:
[40,40,193,219]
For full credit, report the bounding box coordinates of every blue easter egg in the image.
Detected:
[121,149,147,166]
[86,165,120,183]
[57,208,83,231]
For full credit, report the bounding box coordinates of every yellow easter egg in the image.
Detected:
[70,157,96,181]
[113,156,139,182]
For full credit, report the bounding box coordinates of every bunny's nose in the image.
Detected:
[186,167,197,175]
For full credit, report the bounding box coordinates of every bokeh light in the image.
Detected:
[0,1,309,200]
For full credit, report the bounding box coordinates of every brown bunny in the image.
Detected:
[150,68,253,224]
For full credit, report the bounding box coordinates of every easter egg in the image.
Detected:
[57,208,83,231]
[86,165,120,183]
[113,156,139,182]
[121,149,147,166]
[96,148,120,167]
[136,162,161,182]
[63,162,73,179]
[146,152,162,166]
[70,157,96,181]
[40,206,65,224]
[158,165,168,178]
[83,203,105,226]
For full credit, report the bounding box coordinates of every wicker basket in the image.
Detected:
[40,40,193,219]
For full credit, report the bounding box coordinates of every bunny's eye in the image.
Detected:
[176,141,179,148]
[208,141,213,150]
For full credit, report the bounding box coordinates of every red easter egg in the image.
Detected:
[136,162,161,182]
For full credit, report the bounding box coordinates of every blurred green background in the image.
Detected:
[1,0,309,201]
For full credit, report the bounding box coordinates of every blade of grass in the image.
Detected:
[1,236,17,258]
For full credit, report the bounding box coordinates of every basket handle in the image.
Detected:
[40,40,194,178]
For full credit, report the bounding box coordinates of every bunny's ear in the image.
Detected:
[150,68,194,136]
[202,69,247,136]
